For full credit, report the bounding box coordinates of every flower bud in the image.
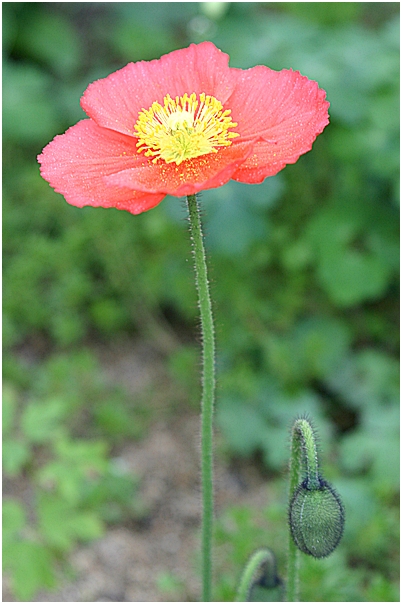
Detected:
[289,476,345,558]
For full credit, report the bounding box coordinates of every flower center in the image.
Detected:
[134,93,239,165]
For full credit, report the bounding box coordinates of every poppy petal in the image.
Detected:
[228,66,329,181]
[37,120,164,214]
[104,140,254,197]
[81,42,238,137]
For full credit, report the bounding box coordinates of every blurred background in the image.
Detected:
[3,2,399,602]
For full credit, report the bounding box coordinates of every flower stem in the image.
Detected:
[286,522,299,602]
[236,548,278,602]
[286,418,319,601]
[287,418,345,573]
[286,420,309,601]
[186,193,215,602]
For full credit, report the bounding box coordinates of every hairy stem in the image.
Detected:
[288,418,345,567]
[236,548,278,602]
[186,193,215,602]
[287,418,320,601]
[286,424,302,602]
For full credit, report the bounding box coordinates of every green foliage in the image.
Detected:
[3,537,56,602]
[214,481,399,602]
[3,2,399,601]
[156,571,186,600]
[304,196,398,306]
[3,352,144,601]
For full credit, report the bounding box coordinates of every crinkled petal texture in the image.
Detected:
[227,66,330,183]
[38,42,329,214]
[80,42,238,138]
[38,120,165,214]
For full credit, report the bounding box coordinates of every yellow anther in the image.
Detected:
[134,93,239,165]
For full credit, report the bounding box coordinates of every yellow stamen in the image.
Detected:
[134,93,239,165]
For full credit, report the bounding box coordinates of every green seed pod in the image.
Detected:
[289,476,345,558]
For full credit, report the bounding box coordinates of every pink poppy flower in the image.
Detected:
[38,42,329,215]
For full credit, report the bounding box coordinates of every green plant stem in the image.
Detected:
[287,511,300,601]
[286,421,303,601]
[186,193,215,602]
[236,548,277,602]
[286,418,319,601]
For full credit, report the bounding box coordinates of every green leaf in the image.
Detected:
[327,349,399,411]
[37,437,108,503]
[293,316,351,378]
[339,404,399,486]
[94,400,144,440]
[37,493,75,551]
[305,197,398,306]
[203,179,283,256]
[2,440,30,475]
[4,540,56,601]
[265,317,351,382]
[217,399,267,456]
[37,493,104,552]
[317,248,392,306]
[54,437,109,470]
[16,11,81,76]
[80,470,143,524]
[3,63,61,144]
[3,499,26,542]
[2,383,17,436]
[21,397,68,443]
[156,571,184,595]
[68,511,104,541]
